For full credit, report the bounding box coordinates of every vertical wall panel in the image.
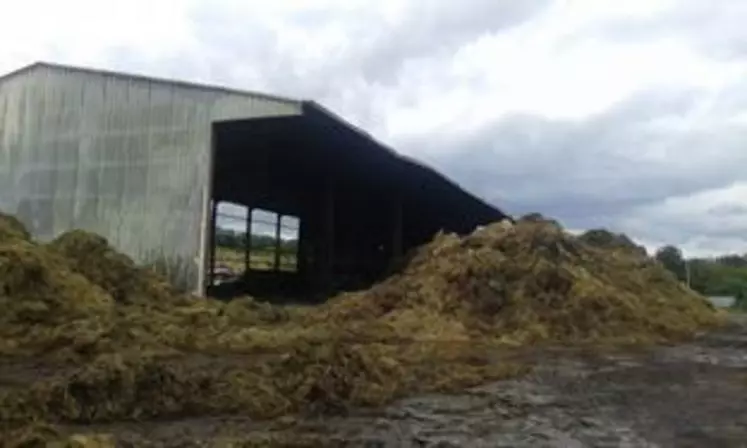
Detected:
[0,64,301,292]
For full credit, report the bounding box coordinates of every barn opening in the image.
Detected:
[208,201,301,297]
[205,103,508,301]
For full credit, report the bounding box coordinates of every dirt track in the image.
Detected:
[42,314,743,447]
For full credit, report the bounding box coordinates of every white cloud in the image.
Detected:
[378,1,747,153]
[383,34,745,151]
[0,0,199,72]
[621,182,747,257]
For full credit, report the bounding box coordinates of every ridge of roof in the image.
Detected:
[0,61,301,106]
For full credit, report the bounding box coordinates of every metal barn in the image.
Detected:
[0,62,508,298]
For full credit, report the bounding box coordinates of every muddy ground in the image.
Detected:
[3,314,746,447]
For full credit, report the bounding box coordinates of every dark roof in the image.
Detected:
[302,102,509,225]
[1,61,510,225]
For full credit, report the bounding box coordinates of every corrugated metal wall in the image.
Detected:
[0,64,301,292]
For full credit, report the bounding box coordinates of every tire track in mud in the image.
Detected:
[288,315,747,447]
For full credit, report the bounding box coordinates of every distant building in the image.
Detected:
[707,296,736,309]
[0,62,509,297]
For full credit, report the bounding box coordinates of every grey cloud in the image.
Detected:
[184,0,551,108]
[621,206,747,248]
[707,204,747,217]
[127,0,550,135]
[565,0,747,61]
[416,86,747,234]
[343,0,554,86]
[274,0,553,86]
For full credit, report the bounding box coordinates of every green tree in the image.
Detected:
[655,245,687,282]
[682,254,747,308]
[715,254,747,268]
[736,289,747,310]
[687,259,712,293]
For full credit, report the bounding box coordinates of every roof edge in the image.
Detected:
[0,61,302,106]
[0,62,44,84]
[302,101,509,220]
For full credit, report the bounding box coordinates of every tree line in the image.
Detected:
[215,228,298,254]
[655,245,747,308]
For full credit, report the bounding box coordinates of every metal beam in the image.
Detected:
[245,207,253,272]
[207,199,217,288]
[322,179,336,292]
[392,196,403,260]
[274,215,282,271]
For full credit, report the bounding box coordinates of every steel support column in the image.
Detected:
[392,196,403,260]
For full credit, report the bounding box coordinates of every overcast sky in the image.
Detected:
[2,0,746,257]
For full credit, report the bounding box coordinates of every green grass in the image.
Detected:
[215,246,297,273]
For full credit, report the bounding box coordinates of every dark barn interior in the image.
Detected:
[207,102,508,300]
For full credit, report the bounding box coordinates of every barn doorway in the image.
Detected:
[204,106,507,302]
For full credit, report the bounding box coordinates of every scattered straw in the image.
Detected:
[47,230,181,305]
[0,212,31,242]
[0,210,723,445]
